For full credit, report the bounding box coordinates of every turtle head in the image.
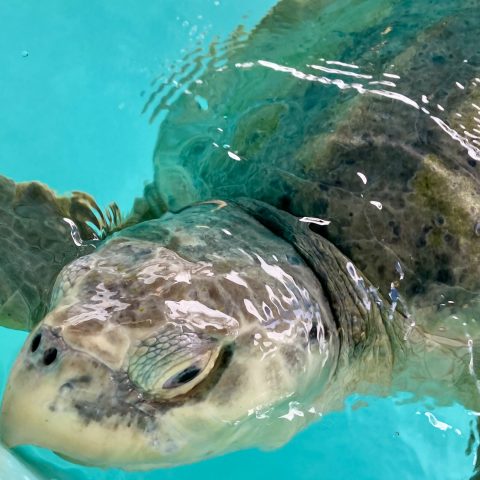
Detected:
[0,206,340,469]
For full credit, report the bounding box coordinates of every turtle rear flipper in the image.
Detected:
[0,176,99,331]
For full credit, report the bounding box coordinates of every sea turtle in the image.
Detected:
[1,0,480,474]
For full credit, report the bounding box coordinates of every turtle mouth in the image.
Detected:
[0,325,237,469]
[0,326,161,468]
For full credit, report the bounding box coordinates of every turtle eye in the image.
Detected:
[155,349,219,398]
[128,331,222,400]
[163,364,203,389]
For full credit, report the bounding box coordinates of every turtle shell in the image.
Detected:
[148,0,480,307]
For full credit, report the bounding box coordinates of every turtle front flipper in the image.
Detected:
[0,175,101,331]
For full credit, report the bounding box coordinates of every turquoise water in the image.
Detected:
[0,0,479,479]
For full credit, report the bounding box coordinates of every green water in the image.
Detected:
[1,0,479,478]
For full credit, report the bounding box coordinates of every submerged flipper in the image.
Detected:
[0,176,101,331]
[0,442,45,480]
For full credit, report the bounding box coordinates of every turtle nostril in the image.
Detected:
[43,348,58,366]
[30,333,42,353]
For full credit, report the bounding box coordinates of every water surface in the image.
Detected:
[0,0,479,479]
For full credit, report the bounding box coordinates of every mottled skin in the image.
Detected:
[0,176,98,330]
[0,176,122,331]
[2,203,342,468]
[1,0,480,474]
[1,200,478,470]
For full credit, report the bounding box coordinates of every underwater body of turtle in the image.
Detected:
[1,0,480,476]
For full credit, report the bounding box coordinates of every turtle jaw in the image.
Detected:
[0,326,164,469]
[0,323,338,470]
[0,325,246,470]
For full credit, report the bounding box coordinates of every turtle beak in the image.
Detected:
[0,326,118,462]
[0,326,82,449]
[0,326,167,469]
[0,364,53,449]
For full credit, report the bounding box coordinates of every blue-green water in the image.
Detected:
[0,0,278,212]
[0,1,479,479]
